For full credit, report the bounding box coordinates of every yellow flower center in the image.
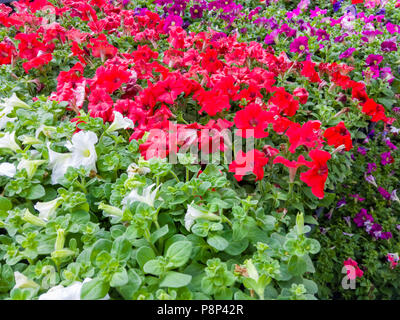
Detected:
[83,149,91,157]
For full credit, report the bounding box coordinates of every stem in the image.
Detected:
[186,167,190,182]
[169,170,180,183]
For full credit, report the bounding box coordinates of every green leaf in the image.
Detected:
[90,239,113,263]
[111,236,132,263]
[165,241,192,268]
[150,225,169,244]
[143,259,165,276]
[288,255,307,276]
[207,235,229,251]
[0,196,12,211]
[80,278,110,300]
[26,185,45,200]
[136,246,156,269]
[110,268,129,287]
[160,271,192,288]
[117,269,142,299]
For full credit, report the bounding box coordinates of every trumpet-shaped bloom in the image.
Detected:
[0,162,16,178]
[229,149,269,182]
[0,131,21,152]
[17,159,46,179]
[184,204,221,231]
[34,197,62,221]
[122,183,161,208]
[106,111,134,133]
[65,131,98,173]
[13,272,39,289]
[47,143,73,185]
[39,278,110,300]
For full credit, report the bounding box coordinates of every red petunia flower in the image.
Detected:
[343,258,363,280]
[273,155,312,182]
[361,98,387,122]
[285,120,323,153]
[90,65,131,94]
[268,87,299,117]
[293,87,309,104]
[201,48,223,73]
[229,149,269,181]
[15,33,49,60]
[88,88,114,122]
[234,103,272,139]
[87,34,118,61]
[300,149,331,199]
[301,61,321,83]
[324,121,353,151]
[193,88,230,116]
[22,52,52,73]
[0,41,16,65]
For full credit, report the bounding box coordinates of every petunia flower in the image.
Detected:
[13,272,39,290]
[381,151,394,166]
[184,203,221,231]
[39,278,110,300]
[65,131,98,174]
[17,159,46,179]
[300,149,331,199]
[234,103,271,139]
[343,258,363,280]
[47,143,73,185]
[34,198,62,221]
[229,149,269,182]
[289,36,308,54]
[106,111,134,133]
[323,122,353,151]
[0,162,16,178]
[0,131,21,152]
[273,155,311,183]
[122,183,161,208]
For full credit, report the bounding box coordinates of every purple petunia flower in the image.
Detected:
[290,36,308,54]
[367,162,377,174]
[378,187,391,200]
[190,5,204,19]
[350,194,366,202]
[366,54,383,66]
[333,0,344,12]
[384,138,397,150]
[163,14,183,32]
[381,40,397,52]
[357,147,368,155]
[337,197,347,208]
[364,174,378,187]
[339,47,356,59]
[381,151,394,165]
[353,208,374,227]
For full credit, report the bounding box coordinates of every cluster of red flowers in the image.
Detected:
[0,0,393,199]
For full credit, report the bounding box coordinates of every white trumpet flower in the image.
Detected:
[0,131,21,152]
[34,197,62,221]
[65,131,98,173]
[17,159,46,179]
[13,272,39,290]
[106,111,134,133]
[122,183,161,208]
[0,162,16,178]
[47,142,72,185]
[38,278,110,300]
[184,203,221,231]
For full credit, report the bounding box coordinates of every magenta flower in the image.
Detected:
[378,187,391,200]
[290,36,308,54]
[365,54,383,66]
[366,162,377,174]
[381,151,394,165]
[339,48,356,59]
[190,5,204,19]
[381,40,397,52]
[353,208,374,227]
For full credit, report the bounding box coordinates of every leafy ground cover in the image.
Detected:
[0,0,399,300]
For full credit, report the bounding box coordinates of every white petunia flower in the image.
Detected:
[65,131,98,173]
[13,272,39,290]
[0,162,16,178]
[122,183,161,208]
[47,142,73,185]
[106,111,134,133]
[39,278,110,300]
[184,203,221,231]
[17,159,46,179]
[1,93,30,109]
[34,197,62,221]
[0,131,21,152]
[127,162,150,178]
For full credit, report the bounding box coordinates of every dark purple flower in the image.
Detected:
[316,29,329,41]
[380,231,393,240]
[368,223,383,239]
[353,208,374,227]
[337,197,347,208]
[290,36,308,54]
[190,5,203,19]
[381,40,397,52]
[357,147,368,155]
[339,47,356,59]
[334,34,348,43]
[333,0,343,12]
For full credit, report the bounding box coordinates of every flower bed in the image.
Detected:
[0,0,399,300]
